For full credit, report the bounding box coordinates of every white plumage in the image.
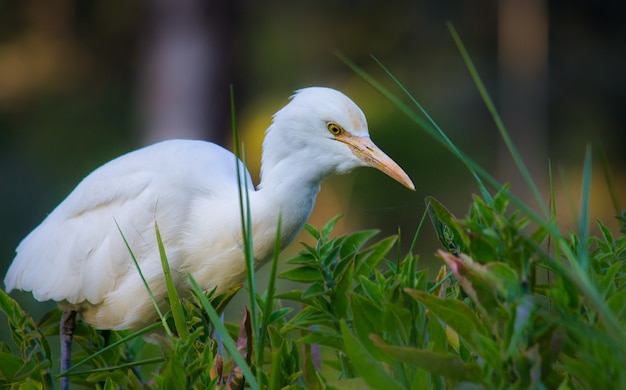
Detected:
[4,87,414,330]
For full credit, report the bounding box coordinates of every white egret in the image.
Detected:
[4,87,414,387]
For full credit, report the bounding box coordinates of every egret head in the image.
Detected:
[262,87,414,190]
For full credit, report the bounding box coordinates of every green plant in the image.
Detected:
[2,25,625,389]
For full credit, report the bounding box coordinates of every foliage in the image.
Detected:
[2,198,625,389]
[2,29,625,390]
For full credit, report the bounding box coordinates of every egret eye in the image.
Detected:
[327,122,343,136]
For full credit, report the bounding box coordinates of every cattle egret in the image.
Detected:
[4,87,414,387]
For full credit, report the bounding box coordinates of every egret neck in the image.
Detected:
[250,144,323,264]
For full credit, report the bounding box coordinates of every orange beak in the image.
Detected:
[336,133,415,190]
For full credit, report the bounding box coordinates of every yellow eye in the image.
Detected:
[327,122,343,136]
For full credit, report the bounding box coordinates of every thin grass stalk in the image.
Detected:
[115,221,172,336]
[268,345,283,390]
[188,274,259,390]
[577,145,592,272]
[154,221,187,339]
[446,22,549,219]
[547,159,558,299]
[242,146,258,337]
[55,322,162,378]
[558,165,579,222]
[599,144,621,213]
[256,214,282,369]
[409,203,430,255]
[369,54,493,204]
[427,272,454,294]
[67,357,164,376]
[395,227,402,266]
[230,85,259,344]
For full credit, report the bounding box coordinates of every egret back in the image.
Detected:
[4,139,253,328]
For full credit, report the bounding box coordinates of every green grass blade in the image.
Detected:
[547,159,560,293]
[63,357,164,377]
[155,221,187,339]
[56,322,163,378]
[558,165,579,223]
[577,145,592,272]
[340,321,404,390]
[447,22,549,218]
[230,85,259,343]
[548,159,557,222]
[369,54,493,204]
[256,214,282,368]
[598,144,621,214]
[115,221,172,336]
[188,274,259,390]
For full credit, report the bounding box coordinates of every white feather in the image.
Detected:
[4,87,412,330]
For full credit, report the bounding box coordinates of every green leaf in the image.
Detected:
[279,266,323,283]
[304,223,320,240]
[371,335,483,383]
[425,196,467,254]
[268,307,293,324]
[471,333,500,370]
[325,377,370,390]
[350,294,391,363]
[617,210,626,234]
[285,253,318,267]
[492,185,510,214]
[103,377,116,390]
[337,230,379,259]
[504,294,534,358]
[321,215,342,241]
[286,307,334,331]
[155,221,187,339]
[187,274,259,390]
[426,312,447,353]
[274,290,330,313]
[358,276,385,309]
[339,321,404,390]
[302,282,326,299]
[0,351,24,379]
[0,289,53,388]
[355,236,398,278]
[485,262,521,300]
[330,260,355,318]
[299,331,344,350]
[598,262,621,298]
[404,289,488,350]
[18,380,43,390]
[468,235,498,263]
[606,289,626,324]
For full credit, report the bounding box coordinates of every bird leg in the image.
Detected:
[60,310,77,390]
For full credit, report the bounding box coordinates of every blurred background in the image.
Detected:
[1,0,624,329]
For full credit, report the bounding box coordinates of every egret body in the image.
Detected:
[4,87,414,386]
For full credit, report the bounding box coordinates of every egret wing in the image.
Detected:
[4,140,252,307]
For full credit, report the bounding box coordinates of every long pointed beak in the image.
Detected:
[336,133,415,190]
